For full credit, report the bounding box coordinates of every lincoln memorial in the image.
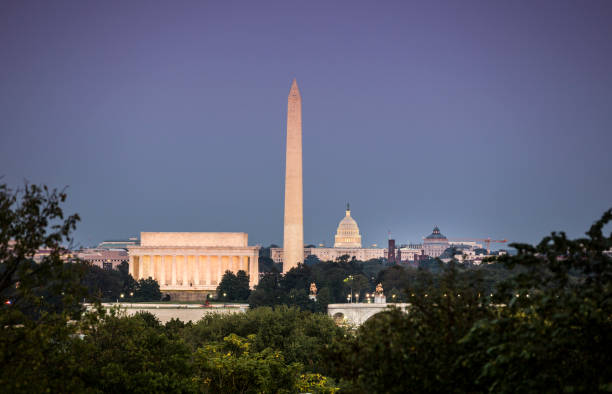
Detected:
[128,232,259,300]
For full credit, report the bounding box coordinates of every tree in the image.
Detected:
[193,333,340,393]
[315,286,332,312]
[304,254,321,265]
[133,277,161,301]
[248,272,284,308]
[181,305,346,372]
[194,333,304,393]
[217,270,250,301]
[258,255,281,273]
[0,183,84,320]
[0,183,87,391]
[81,263,124,301]
[324,262,495,393]
[234,270,251,301]
[342,274,369,301]
[459,209,612,393]
[117,260,138,295]
[76,309,195,392]
[376,265,419,297]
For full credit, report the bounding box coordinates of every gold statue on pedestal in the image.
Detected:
[375,283,384,295]
[309,282,318,301]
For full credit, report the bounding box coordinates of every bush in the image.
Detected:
[182,305,346,372]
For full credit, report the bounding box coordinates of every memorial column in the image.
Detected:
[160,255,166,286]
[129,255,135,278]
[195,255,200,286]
[149,255,155,279]
[183,255,189,286]
[249,252,258,288]
[171,255,177,285]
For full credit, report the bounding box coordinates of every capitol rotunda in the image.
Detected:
[270,204,386,263]
[334,204,362,248]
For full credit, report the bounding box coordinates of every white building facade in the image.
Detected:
[128,232,259,300]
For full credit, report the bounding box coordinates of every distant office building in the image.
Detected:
[423,227,450,258]
[97,238,139,250]
[77,249,129,270]
[448,241,484,251]
[399,244,424,261]
[32,248,73,263]
[270,246,386,264]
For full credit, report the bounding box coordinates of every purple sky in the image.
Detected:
[1,1,611,248]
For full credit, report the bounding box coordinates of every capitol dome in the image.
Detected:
[425,226,447,240]
[334,204,362,248]
[423,226,450,258]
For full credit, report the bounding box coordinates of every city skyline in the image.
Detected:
[1,1,611,248]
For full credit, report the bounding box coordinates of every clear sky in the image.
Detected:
[1,0,611,248]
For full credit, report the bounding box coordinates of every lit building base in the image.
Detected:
[163,289,215,302]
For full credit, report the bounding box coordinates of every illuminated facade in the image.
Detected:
[423,227,449,258]
[334,204,362,248]
[128,232,259,300]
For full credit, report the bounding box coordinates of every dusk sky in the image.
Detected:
[1,1,611,248]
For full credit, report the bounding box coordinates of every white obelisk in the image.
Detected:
[283,79,304,273]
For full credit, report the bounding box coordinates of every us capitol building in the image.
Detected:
[271,205,423,263]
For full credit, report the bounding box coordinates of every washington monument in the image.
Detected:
[283,79,304,273]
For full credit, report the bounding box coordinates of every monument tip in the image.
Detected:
[289,78,300,96]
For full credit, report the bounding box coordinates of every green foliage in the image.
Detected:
[258,255,281,273]
[182,305,346,373]
[217,270,251,301]
[77,309,195,393]
[79,259,148,302]
[296,373,340,394]
[118,260,138,295]
[0,183,84,321]
[81,262,124,301]
[0,313,89,392]
[249,261,375,310]
[0,183,88,392]
[459,209,612,393]
[343,274,368,294]
[315,286,332,310]
[194,332,340,393]
[325,263,495,393]
[165,317,187,336]
[194,333,303,393]
[376,264,419,298]
[133,277,162,301]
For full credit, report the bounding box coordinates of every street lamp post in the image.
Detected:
[344,275,354,303]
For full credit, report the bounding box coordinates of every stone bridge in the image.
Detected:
[92,303,248,323]
[327,303,410,326]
